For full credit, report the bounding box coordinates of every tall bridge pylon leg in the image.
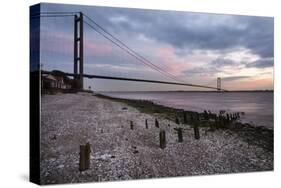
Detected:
[217,77,221,91]
[74,12,84,90]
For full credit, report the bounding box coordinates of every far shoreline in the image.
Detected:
[97,90,274,93]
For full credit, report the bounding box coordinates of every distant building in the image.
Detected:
[41,71,73,94]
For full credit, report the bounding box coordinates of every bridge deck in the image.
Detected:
[41,70,226,91]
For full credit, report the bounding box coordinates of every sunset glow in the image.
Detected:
[39,3,274,91]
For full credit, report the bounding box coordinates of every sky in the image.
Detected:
[37,3,274,91]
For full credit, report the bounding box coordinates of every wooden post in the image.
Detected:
[85,143,91,169]
[145,119,148,129]
[79,143,91,171]
[226,114,230,123]
[155,118,159,128]
[194,124,200,140]
[79,145,86,171]
[196,113,200,122]
[175,116,180,124]
[177,128,183,142]
[204,110,209,120]
[237,113,240,119]
[159,130,166,149]
[190,113,194,124]
[210,121,214,131]
[130,121,134,130]
[218,115,222,128]
[183,112,187,124]
[222,116,226,127]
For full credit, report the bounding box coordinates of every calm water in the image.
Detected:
[100,91,274,128]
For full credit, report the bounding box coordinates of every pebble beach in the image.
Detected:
[40,93,273,185]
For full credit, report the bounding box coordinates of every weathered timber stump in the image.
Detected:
[230,114,233,121]
[226,114,230,123]
[183,112,187,124]
[218,115,223,128]
[79,145,86,171]
[190,113,194,124]
[145,119,148,129]
[79,142,91,171]
[204,110,209,120]
[177,128,183,142]
[210,122,214,131]
[175,116,180,124]
[155,118,159,128]
[159,130,166,149]
[85,143,91,169]
[194,124,200,140]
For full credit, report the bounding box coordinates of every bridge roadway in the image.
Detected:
[41,70,226,91]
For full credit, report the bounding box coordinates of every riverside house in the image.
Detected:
[41,71,73,94]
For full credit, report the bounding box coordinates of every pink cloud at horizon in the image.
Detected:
[84,41,113,56]
[225,78,273,90]
[155,47,190,76]
[41,30,113,57]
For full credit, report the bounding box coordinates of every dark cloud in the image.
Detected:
[183,57,243,77]
[246,58,274,68]
[183,66,218,77]
[223,76,251,82]
[212,58,237,67]
[42,3,274,60]
[93,7,274,59]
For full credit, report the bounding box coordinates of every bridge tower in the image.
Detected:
[74,12,84,90]
[217,77,221,91]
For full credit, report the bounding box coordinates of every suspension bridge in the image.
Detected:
[31,11,226,91]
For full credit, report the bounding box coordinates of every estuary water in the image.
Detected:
[100,91,273,128]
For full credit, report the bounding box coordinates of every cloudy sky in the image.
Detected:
[38,3,274,91]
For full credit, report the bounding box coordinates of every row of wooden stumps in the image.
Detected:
[159,123,199,149]
[78,110,242,171]
[130,117,201,150]
[185,110,241,130]
[129,109,242,150]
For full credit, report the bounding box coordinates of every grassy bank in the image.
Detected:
[96,93,273,152]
